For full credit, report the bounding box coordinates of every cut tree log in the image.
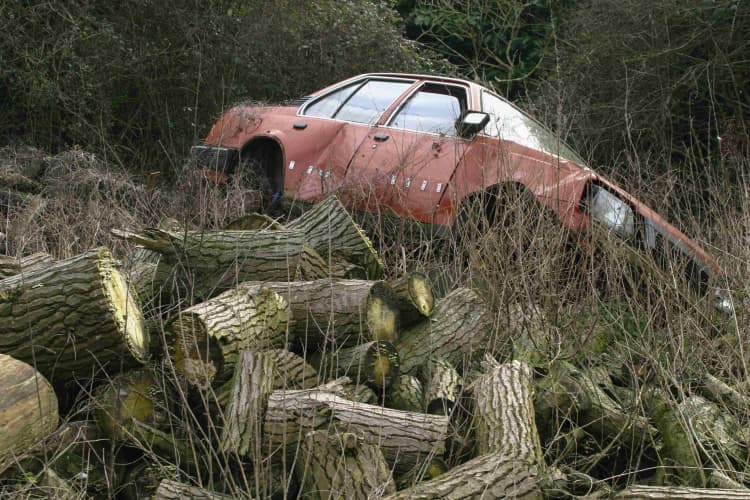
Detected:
[286,195,383,279]
[395,457,449,490]
[615,485,750,498]
[224,212,283,230]
[397,287,494,374]
[386,272,434,327]
[220,351,275,457]
[0,252,54,279]
[0,247,148,382]
[256,279,400,347]
[422,357,462,415]
[384,454,542,499]
[315,340,400,390]
[297,426,396,499]
[263,378,450,472]
[472,360,543,463]
[0,354,59,474]
[153,479,234,500]
[385,374,424,412]
[93,368,169,442]
[167,284,290,387]
[112,227,331,300]
[269,349,319,390]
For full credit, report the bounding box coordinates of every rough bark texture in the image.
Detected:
[384,454,542,499]
[422,357,462,415]
[397,288,494,374]
[615,485,750,498]
[473,361,543,462]
[269,349,319,390]
[154,479,234,499]
[386,272,434,327]
[255,279,400,347]
[0,252,53,279]
[385,374,425,412]
[700,373,750,411]
[263,380,449,471]
[112,227,330,300]
[0,354,59,474]
[167,284,290,387]
[224,212,283,230]
[286,195,383,279]
[298,427,396,499]
[220,351,275,457]
[316,340,400,389]
[0,247,148,382]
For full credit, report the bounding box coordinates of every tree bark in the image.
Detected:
[422,357,462,415]
[167,284,290,387]
[220,351,275,457]
[0,247,148,382]
[0,354,59,474]
[269,349,319,390]
[615,485,750,499]
[472,360,543,463]
[384,454,542,500]
[386,272,434,327]
[286,195,383,279]
[315,340,400,390]
[263,380,450,472]
[154,479,234,500]
[112,227,331,300]
[0,252,53,279]
[297,426,396,499]
[397,288,494,374]
[385,374,424,412]
[255,279,400,347]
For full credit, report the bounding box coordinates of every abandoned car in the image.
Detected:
[192,73,733,312]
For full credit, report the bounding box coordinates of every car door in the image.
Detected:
[291,77,415,202]
[345,82,470,224]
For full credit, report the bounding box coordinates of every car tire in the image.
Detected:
[233,151,283,217]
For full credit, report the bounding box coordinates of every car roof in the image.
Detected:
[309,72,485,97]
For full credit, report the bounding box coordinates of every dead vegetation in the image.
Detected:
[0,146,749,498]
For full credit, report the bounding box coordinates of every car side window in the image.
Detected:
[481,91,584,163]
[389,83,467,135]
[304,79,413,124]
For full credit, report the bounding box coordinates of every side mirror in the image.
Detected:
[456,111,490,138]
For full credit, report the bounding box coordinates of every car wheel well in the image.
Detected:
[236,138,284,212]
[457,182,532,229]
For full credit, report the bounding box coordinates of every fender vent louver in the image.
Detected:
[289,96,312,107]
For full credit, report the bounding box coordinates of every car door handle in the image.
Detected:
[293,122,308,130]
[374,133,389,142]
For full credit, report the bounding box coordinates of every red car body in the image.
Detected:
[193,72,727,303]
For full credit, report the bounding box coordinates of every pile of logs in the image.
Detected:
[1,195,749,498]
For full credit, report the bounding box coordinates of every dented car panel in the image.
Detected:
[194,72,726,301]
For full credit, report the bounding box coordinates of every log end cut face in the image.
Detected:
[408,273,434,317]
[100,251,148,363]
[367,283,400,342]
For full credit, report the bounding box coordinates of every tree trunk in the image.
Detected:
[397,288,494,374]
[395,457,449,490]
[384,454,542,500]
[297,426,396,499]
[0,252,53,279]
[615,485,750,499]
[220,351,275,457]
[167,284,290,387]
[472,360,543,463]
[256,279,400,347]
[263,380,450,472]
[154,479,234,500]
[315,340,400,390]
[385,374,424,412]
[269,349,319,390]
[0,247,148,382]
[0,354,59,474]
[422,357,462,415]
[386,272,434,327]
[286,195,383,279]
[112,227,330,300]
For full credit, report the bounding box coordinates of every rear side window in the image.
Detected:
[389,83,467,135]
[303,79,413,124]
